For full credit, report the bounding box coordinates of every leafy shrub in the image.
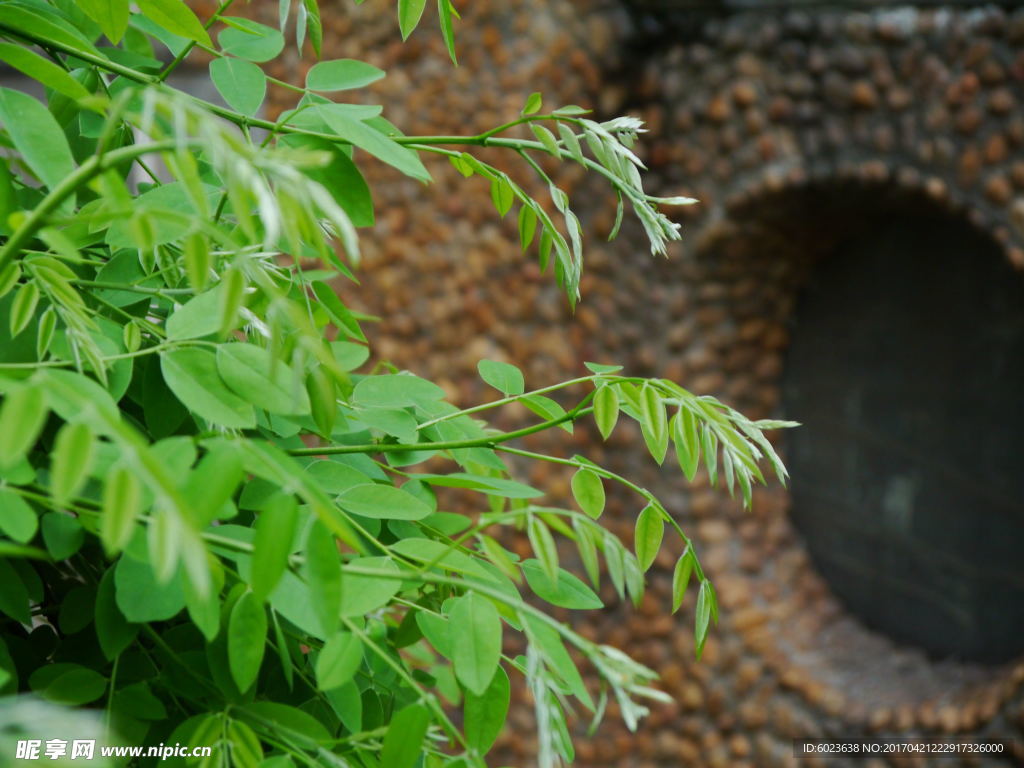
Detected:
[0,1,793,766]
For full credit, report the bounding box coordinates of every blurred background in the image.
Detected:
[127,0,1024,765]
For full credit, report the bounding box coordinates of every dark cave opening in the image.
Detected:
[781,206,1024,664]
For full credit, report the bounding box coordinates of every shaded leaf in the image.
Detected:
[229,590,267,691]
[0,88,75,207]
[217,343,309,415]
[634,503,664,572]
[593,384,619,440]
[477,359,524,396]
[381,704,430,768]
[0,488,37,543]
[570,468,604,519]
[219,17,284,62]
[521,559,601,610]
[160,348,256,429]
[306,59,384,91]
[464,664,509,755]
[450,592,501,696]
[397,0,427,39]
[671,546,693,614]
[210,57,266,116]
[315,631,362,690]
[137,0,211,46]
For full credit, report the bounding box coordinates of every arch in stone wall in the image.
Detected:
[677,179,1024,744]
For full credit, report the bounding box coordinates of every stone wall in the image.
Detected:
[257,1,1024,765]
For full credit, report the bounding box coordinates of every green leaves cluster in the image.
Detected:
[0,1,793,767]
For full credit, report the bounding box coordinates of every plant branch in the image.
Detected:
[288,405,592,457]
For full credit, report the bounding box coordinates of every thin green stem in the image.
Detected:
[415,375,596,431]
[288,405,592,457]
[157,0,237,83]
[0,140,188,273]
[71,279,194,297]
[340,616,468,750]
[496,445,706,582]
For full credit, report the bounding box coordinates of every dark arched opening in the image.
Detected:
[781,206,1024,664]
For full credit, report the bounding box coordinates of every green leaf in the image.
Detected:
[0,5,101,60]
[381,704,430,768]
[593,384,619,440]
[558,122,583,163]
[0,488,37,543]
[694,579,713,657]
[0,43,90,100]
[518,204,537,250]
[49,422,95,506]
[304,520,341,637]
[216,343,310,415]
[9,282,38,338]
[182,443,244,527]
[521,559,601,609]
[315,631,363,690]
[107,182,217,250]
[41,512,83,560]
[218,17,284,62]
[412,472,541,499]
[0,88,76,200]
[210,57,266,116]
[114,555,185,622]
[0,263,19,298]
[160,348,256,429]
[311,281,366,342]
[184,560,222,642]
[306,59,385,91]
[251,494,298,601]
[96,567,137,659]
[672,409,700,481]
[352,373,445,408]
[521,613,592,709]
[450,592,501,695]
[526,516,559,583]
[229,590,267,692]
[78,0,130,42]
[572,518,600,589]
[490,177,514,217]
[218,267,245,336]
[531,123,560,156]
[166,284,235,341]
[397,0,427,39]
[337,483,432,520]
[519,393,572,433]
[584,362,623,375]
[226,720,263,768]
[477,359,524,396]
[464,663,509,755]
[639,384,668,464]
[634,503,664,572]
[236,702,330,748]
[0,385,48,469]
[338,556,400,617]
[570,468,604,519]
[437,0,457,64]
[701,425,718,485]
[307,366,338,438]
[0,559,30,623]
[299,0,319,57]
[317,108,431,182]
[522,92,543,115]
[280,135,374,227]
[671,546,693,614]
[136,0,212,46]
[39,666,107,706]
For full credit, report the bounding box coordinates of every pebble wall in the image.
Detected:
[258,1,1024,765]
